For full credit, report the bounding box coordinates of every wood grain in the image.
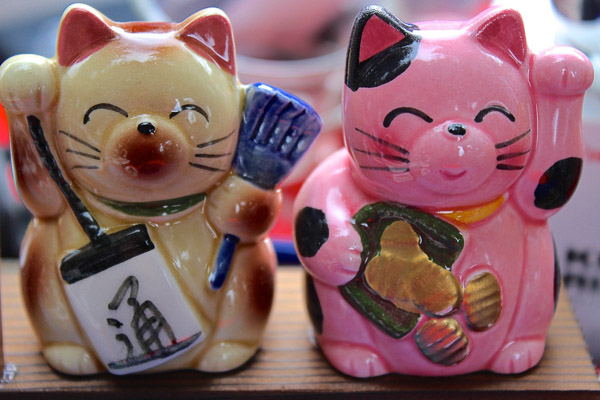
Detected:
[0,259,597,399]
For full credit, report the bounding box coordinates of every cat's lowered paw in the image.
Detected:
[489,338,545,374]
[321,341,390,378]
[197,341,258,373]
[43,344,101,375]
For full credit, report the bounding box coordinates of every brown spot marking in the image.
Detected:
[21,250,45,318]
[249,262,274,319]
[20,228,59,330]
[114,130,181,180]
[230,196,277,238]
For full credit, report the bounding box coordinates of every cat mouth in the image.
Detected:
[439,168,467,181]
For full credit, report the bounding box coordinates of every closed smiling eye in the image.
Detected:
[83,103,128,124]
[170,103,209,122]
[383,107,433,127]
[475,105,515,123]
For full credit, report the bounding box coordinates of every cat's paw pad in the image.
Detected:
[414,318,469,366]
[464,272,502,331]
[43,343,101,375]
[197,341,258,372]
[489,338,545,374]
[321,341,390,377]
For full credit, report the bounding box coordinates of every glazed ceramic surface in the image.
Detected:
[294,5,593,377]
[0,4,320,375]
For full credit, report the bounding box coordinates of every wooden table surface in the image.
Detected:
[0,259,598,399]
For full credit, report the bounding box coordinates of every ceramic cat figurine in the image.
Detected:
[0,4,320,375]
[294,6,593,377]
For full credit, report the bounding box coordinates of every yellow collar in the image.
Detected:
[432,196,504,225]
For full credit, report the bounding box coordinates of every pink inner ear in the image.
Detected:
[359,16,406,63]
[474,9,527,66]
[179,14,235,75]
[57,7,115,66]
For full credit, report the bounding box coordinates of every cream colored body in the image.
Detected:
[0,5,280,374]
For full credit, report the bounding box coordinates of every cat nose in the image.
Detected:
[447,123,466,136]
[137,122,156,135]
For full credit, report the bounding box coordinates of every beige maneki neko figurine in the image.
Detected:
[0,4,321,375]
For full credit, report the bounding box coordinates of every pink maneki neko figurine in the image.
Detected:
[294,5,593,377]
[0,4,321,375]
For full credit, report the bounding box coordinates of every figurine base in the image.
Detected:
[0,260,597,398]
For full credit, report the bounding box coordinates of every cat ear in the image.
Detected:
[178,9,236,75]
[470,8,527,66]
[57,5,116,66]
[346,6,420,91]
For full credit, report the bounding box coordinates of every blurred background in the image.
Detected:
[0,0,598,369]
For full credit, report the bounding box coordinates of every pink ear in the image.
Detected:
[57,5,116,66]
[178,10,236,75]
[472,8,527,66]
[359,15,406,63]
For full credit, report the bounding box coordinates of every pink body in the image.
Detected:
[294,6,593,377]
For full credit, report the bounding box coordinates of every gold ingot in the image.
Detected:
[464,272,502,331]
[415,318,469,366]
[365,221,463,317]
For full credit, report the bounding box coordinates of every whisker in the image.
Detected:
[355,127,410,155]
[359,165,409,172]
[196,130,235,149]
[353,148,409,163]
[194,152,231,159]
[495,129,531,149]
[189,162,226,172]
[496,164,524,171]
[496,149,530,162]
[59,130,101,153]
[71,165,99,170]
[66,149,101,160]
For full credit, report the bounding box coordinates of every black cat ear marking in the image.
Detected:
[345,6,421,92]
